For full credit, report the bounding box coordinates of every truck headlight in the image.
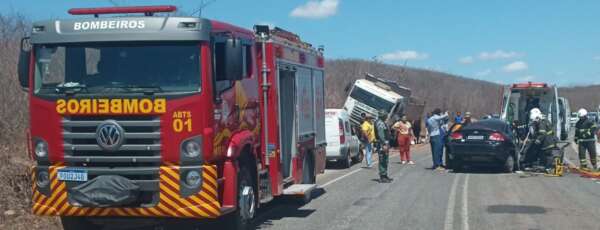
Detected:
[36,170,50,188]
[180,136,203,163]
[184,170,202,187]
[184,141,201,158]
[34,139,48,158]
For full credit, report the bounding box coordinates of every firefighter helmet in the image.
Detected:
[578,108,588,118]
[529,108,543,121]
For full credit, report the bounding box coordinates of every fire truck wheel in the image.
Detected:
[60,217,103,230]
[227,166,256,230]
[302,151,316,184]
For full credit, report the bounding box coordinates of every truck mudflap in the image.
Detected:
[31,163,221,219]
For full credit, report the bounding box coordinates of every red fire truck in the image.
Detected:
[17,5,326,229]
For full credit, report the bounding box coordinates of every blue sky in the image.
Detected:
[3,0,600,86]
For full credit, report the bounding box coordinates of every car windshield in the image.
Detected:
[349,86,395,112]
[33,42,201,95]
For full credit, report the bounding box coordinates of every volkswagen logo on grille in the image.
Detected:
[96,120,125,151]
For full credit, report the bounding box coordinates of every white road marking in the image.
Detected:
[444,174,461,230]
[462,174,470,230]
[320,165,371,188]
[320,145,429,188]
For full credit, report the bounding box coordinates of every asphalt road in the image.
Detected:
[97,142,600,230]
[243,143,600,230]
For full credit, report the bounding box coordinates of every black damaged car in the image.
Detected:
[446,119,518,172]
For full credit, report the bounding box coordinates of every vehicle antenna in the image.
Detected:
[399,60,408,78]
[107,0,121,6]
[190,0,216,17]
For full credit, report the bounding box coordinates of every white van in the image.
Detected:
[325,109,362,168]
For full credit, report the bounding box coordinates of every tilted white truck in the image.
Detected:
[343,74,423,127]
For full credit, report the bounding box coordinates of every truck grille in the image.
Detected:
[349,102,377,126]
[62,116,161,207]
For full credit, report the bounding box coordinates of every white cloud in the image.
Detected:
[475,69,492,77]
[290,0,339,19]
[479,50,521,60]
[378,50,429,61]
[518,75,536,82]
[459,56,474,64]
[503,61,528,72]
[593,56,600,61]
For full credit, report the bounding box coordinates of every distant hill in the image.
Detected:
[559,86,600,112]
[324,59,504,118]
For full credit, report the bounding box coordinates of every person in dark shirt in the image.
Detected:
[575,109,598,170]
[374,110,393,183]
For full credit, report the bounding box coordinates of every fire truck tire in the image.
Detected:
[302,151,316,184]
[60,217,103,230]
[226,165,256,230]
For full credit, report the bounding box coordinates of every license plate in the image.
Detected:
[57,168,88,182]
[467,135,484,140]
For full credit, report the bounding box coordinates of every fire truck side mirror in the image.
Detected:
[18,37,32,91]
[224,38,243,81]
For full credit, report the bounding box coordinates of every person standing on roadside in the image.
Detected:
[454,111,463,124]
[374,110,393,183]
[393,115,415,165]
[361,113,376,168]
[575,109,598,170]
[426,109,449,171]
[463,112,472,126]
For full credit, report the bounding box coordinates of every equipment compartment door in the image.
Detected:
[278,65,296,179]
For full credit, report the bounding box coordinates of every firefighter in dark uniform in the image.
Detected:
[575,108,598,170]
[374,110,393,183]
[529,108,560,171]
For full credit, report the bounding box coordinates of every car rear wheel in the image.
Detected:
[504,154,515,173]
[352,148,364,164]
[338,151,352,168]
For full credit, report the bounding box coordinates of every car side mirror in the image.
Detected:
[18,37,32,91]
[224,38,243,81]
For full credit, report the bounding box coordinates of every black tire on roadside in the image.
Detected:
[352,148,364,164]
[514,152,521,171]
[61,217,103,230]
[504,154,515,173]
[339,151,352,169]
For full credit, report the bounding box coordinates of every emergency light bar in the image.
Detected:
[512,82,548,89]
[68,5,177,16]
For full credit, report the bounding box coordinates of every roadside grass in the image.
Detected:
[0,144,60,230]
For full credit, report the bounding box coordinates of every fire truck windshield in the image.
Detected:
[33,42,201,95]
